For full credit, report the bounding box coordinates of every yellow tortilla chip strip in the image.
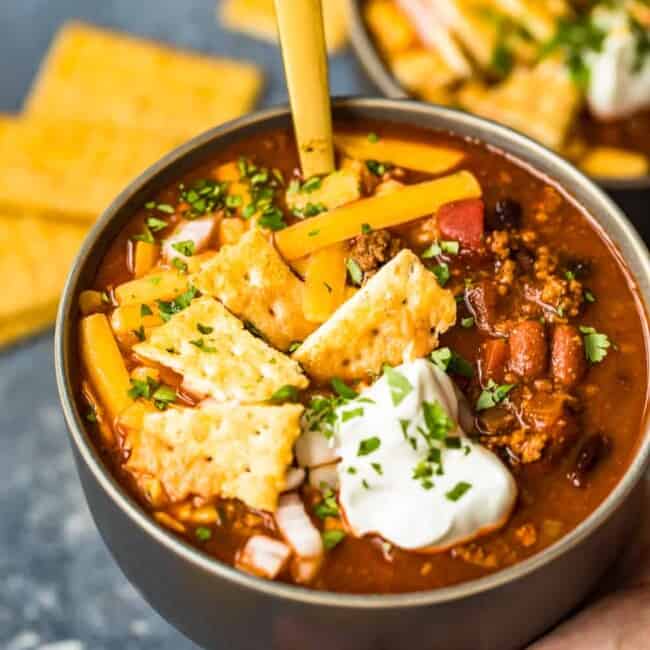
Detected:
[293,250,457,382]
[193,229,317,351]
[0,117,184,221]
[0,215,87,347]
[219,0,348,52]
[125,402,303,511]
[134,295,308,402]
[458,60,581,150]
[25,21,262,137]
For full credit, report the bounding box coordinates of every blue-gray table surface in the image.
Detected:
[1,2,648,650]
[0,2,372,649]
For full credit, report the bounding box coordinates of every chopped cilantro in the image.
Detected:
[288,341,302,353]
[302,176,323,193]
[491,42,514,78]
[361,223,372,234]
[431,263,450,287]
[172,240,195,257]
[195,527,212,541]
[367,132,380,143]
[152,385,177,410]
[270,385,300,403]
[172,258,188,273]
[197,323,213,335]
[441,240,460,255]
[314,488,339,519]
[226,194,242,209]
[331,377,358,399]
[157,286,197,322]
[422,242,441,259]
[461,317,475,328]
[146,216,168,232]
[365,160,392,177]
[179,178,228,217]
[584,289,596,304]
[446,481,472,501]
[371,462,383,475]
[422,401,454,442]
[85,408,97,423]
[361,479,371,490]
[132,325,145,342]
[140,304,153,317]
[322,529,346,550]
[346,258,363,286]
[383,365,413,406]
[258,205,287,231]
[341,407,364,422]
[347,466,357,475]
[444,437,462,449]
[358,437,381,456]
[132,225,155,244]
[476,380,515,411]
[189,338,217,353]
[430,347,474,378]
[580,326,610,364]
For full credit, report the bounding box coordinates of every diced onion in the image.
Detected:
[236,535,291,579]
[295,431,339,468]
[308,463,340,491]
[275,493,324,559]
[283,467,306,492]
[162,217,217,263]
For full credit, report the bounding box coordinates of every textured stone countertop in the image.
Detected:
[1,2,648,650]
[0,2,371,648]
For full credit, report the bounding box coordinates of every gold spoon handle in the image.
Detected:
[274,0,335,177]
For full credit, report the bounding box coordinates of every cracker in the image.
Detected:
[0,215,87,347]
[125,402,303,511]
[25,21,262,137]
[0,117,184,221]
[293,249,457,382]
[193,229,317,351]
[457,60,581,150]
[219,0,348,52]
[133,295,308,402]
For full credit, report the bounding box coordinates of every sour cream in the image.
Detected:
[334,359,517,551]
[587,7,650,119]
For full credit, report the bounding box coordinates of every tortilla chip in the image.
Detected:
[125,402,303,511]
[25,21,262,138]
[0,117,184,221]
[193,229,317,351]
[219,0,348,52]
[133,295,308,402]
[457,60,581,150]
[0,215,87,347]
[293,250,457,382]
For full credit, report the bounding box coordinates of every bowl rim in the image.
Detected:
[344,0,650,192]
[56,97,650,610]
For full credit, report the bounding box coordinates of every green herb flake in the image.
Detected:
[476,380,515,411]
[430,347,474,378]
[383,365,413,406]
[302,176,323,193]
[346,258,363,286]
[441,240,460,255]
[188,338,216,353]
[172,257,188,273]
[132,225,155,244]
[270,385,300,403]
[140,304,153,317]
[171,240,195,257]
[461,316,475,329]
[347,466,357,475]
[584,289,596,304]
[85,408,98,423]
[358,436,381,457]
[157,286,197,322]
[331,377,358,399]
[371,462,383,475]
[367,132,380,143]
[288,341,302,353]
[308,229,320,237]
[431,263,450,287]
[132,325,145,342]
[322,529,346,550]
[197,323,214,335]
[580,326,610,364]
[446,481,472,502]
[146,216,168,232]
[361,223,372,234]
[342,407,364,422]
[195,526,212,542]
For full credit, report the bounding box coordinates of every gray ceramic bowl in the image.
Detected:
[55,99,650,650]
[345,0,650,197]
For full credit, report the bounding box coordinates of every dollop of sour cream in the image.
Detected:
[333,359,517,551]
[587,6,650,119]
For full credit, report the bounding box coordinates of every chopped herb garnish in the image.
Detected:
[225,194,242,209]
[444,437,462,449]
[152,385,177,410]
[431,263,450,287]
[132,225,155,244]
[491,42,514,78]
[179,178,228,217]
[258,205,287,231]
[156,203,174,214]
[314,488,339,519]
[358,436,381,456]
[476,380,515,411]
[195,526,212,541]
[322,529,346,550]
[361,223,372,234]
[189,337,217,353]
[302,176,323,193]
[367,132,380,143]
[580,326,610,364]
[270,385,300,403]
[146,216,168,232]
[383,365,413,406]
[171,240,195,257]
[565,270,575,281]
[100,291,111,304]
[341,407,364,422]
[140,304,153,317]
[197,323,214,335]
[288,341,302,353]
[128,376,176,410]
[584,289,596,304]
[149,276,161,286]
[361,479,371,490]
[461,316,475,329]
[331,377,358,399]
[85,408,97,423]
[446,481,472,502]
[346,258,363,286]
[308,229,320,237]
[422,242,441,259]
[172,257,188,273]
[430,347,474,378]
[365,160,392,177]
[347,466,357,475]
[422,401,454,442]
[133,325,145,342]
[157,286,197,322]
[371,462,383,475]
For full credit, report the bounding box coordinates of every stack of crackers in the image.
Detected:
[1,22,262,349]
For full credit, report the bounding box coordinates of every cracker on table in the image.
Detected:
[219,0,348,52]
[25,21,263,138]
[134,295,308,402]
[0,214,87,347]
[193,229,317,351]
[125,402,303,512]
[293,249,457,383]
[0,117,184,221]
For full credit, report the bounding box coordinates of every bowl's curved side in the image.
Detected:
[345,0,650,192]
[55,99,650,648]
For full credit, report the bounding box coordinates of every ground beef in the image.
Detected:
[348,230,403,277]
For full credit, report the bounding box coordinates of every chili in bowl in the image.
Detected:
[56,99,650,650]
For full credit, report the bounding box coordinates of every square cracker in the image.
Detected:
[0,117,185,221]
[458,60,581,150]
[25,21,263,137]
[125,402,303,512]
[219,0,348,52]
[193,229,317,351]
[133,295,308,402]
[0,214,87,347]
[293,249,457,382]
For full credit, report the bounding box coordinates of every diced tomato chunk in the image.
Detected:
[480,339,509,384]
[437,199,485,250]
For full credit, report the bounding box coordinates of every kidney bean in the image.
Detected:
[551,324,587,387]
[479,339,509,384]
[437,199,485,250]
[567,433,611,488]
[508,320,548,380]
[490,198,522,230]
